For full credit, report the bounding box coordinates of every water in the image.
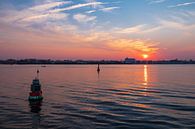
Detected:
[0,65,195,129]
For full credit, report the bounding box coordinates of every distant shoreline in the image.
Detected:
[1,64,195,65]
[0,59,195,65]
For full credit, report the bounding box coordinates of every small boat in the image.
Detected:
[29,70,43,101]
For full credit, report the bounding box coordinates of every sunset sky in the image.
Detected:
[0,0,195,60]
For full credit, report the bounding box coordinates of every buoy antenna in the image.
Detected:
[36,69,39,79]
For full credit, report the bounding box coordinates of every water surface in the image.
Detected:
[0,65,195,129]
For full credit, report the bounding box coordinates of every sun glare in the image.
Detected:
[142,54,149,59]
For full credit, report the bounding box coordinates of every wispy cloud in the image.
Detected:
[0,0,121,36]
[168,2,195,8]
[20,13,69,23]
[0,1,71,24]
[159,19,195,31]
[100,7,120,12]
[181,10,195,17]
[86,10,96,14]
[73,13,96,23]
[85,6,120,14]
[29,1,72,11]
[50,2,104,13]
[114,24,162,34]
[149,0,167,4]
[85,0,103,8]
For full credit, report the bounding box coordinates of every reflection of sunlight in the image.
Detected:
[132,103,150,109]
[143,65,148,96]
[143,65,148,86]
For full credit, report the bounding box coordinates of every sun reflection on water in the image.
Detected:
[143,65,148,96]
[143,65,148,86]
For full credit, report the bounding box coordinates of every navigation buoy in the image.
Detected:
[97,64,100,72]
[28,70,43,101]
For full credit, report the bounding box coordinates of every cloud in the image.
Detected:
[111,1,122,4]
[114,24,161,34]
[0,1,71,24]
[85,6,120,14]
[85,0,103,8]
[73,13,96,23]
[29,1,72,11]
[149,0,167,4]
[50,2,104,13]
[20,13,69,23]
[105,39,159,54]
[0,19,159,59]
[159,19,195,32]
[178,10,195,20]
[100,7,120,12]
[0,0,119,31]
[0,0,159,59]
[168,2,195,8]
[86,10,96,14]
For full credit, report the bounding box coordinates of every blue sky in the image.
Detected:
[0,0,195,59]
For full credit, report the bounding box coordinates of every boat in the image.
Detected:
[29,70,43,101]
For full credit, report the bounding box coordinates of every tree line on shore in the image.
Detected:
[0,58,195,64]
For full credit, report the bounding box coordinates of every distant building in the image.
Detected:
[124,57,136,64]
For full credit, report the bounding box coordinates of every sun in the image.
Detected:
[142,54,149,59]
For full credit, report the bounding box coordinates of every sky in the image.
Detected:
[0,0,195,60]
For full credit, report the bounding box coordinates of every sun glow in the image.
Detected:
[142,54,149,59]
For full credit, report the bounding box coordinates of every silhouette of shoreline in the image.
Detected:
[0,58,195,64]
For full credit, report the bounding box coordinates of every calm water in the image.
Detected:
[0,65,195,129]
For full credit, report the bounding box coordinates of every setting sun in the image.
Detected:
[142,54,149,59]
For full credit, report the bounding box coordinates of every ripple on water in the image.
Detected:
[1,65,195,129]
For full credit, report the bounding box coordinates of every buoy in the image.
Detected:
[28,70,43,101]
[97,64,100,72]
